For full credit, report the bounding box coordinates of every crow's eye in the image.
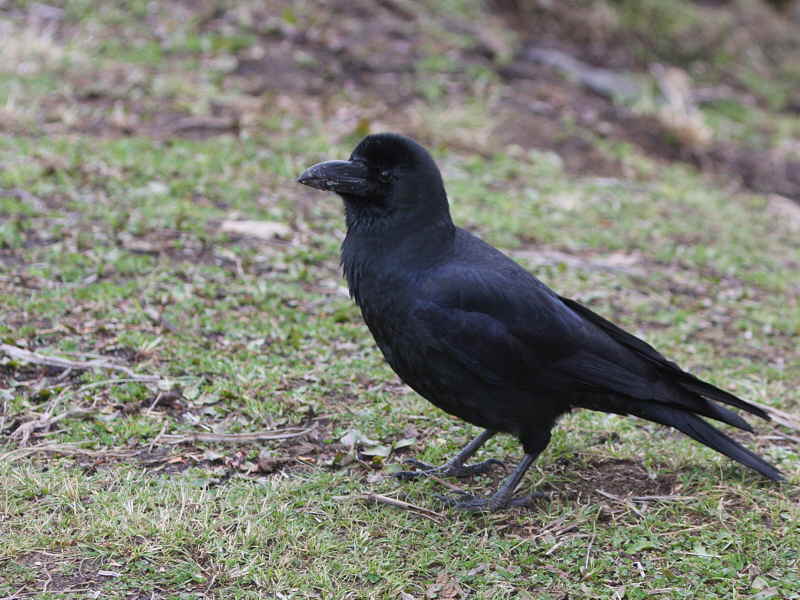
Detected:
[378,170,392,183]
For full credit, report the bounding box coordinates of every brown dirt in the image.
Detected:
[497,53,800,199]
[15,552,107,596]
[494,74,630,177]
[4,0,799,201]
[526,455,680,510]
[569,458,678,498]
[490,0,800,200]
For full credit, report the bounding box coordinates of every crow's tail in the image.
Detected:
[628,402,783,481]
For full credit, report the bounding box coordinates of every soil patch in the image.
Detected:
[567,458,678,500]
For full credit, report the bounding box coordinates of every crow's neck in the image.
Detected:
[341,208,455,306]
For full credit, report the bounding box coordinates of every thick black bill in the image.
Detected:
[297,159,373,196]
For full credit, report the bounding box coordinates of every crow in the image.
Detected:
[297,133,783,511]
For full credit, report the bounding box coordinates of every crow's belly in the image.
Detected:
[383,345,565,438]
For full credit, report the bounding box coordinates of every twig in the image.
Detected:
[535,515,568,538]
[46,349,117,360]
[544,517,588,539]
[675,550,720,558]
[72,377,171,392]
[10,389,66,445]
[661,523,713,536]
[0,583,29,600]
[583,532,596,574]
[630,495,695,502]
[746,399,800,432]
[428,474,466,492]
[350,492,445,522]
[759,433,800,445]
[149,422,168,452]
[0,442,141,463]
[511,516,588,548]
[1,343,160,381]
[596,489,645,517]
[0,394,8,437]
[10,408,93,445]
[544,533,592,557]
[766,413,800,432]
[158,426,314,444]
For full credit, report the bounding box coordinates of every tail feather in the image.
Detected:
[697,400,754,433]
[656,379,755,432]
[678,379,769,420]
[628,402,783,481]
[558,295,772,422]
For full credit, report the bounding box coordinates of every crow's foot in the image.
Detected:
[435,490,548,512]
[392,457,503,481]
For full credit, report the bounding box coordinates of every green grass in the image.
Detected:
[1,1,799,598]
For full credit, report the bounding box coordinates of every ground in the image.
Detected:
[1,1,799,598]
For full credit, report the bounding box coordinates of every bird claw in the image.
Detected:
[392,469,429,481]
[391,458,434,480]
[392,457,504,480]
[402,458,436,470]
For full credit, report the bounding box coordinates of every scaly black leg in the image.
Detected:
[393,429,502,480]
[437,454,546,511]
[437,430,552,512]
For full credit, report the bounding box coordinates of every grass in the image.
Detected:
[1,1,799,598]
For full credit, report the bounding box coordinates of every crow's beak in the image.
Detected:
[297,160,374,197]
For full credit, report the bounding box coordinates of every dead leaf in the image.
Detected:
[257,449,291,473]
[202,450,225,462]
[340,429,379,447]
[465,563,488,577]
[427,573,463,599]
[394,437,416,450]
[361,444,391,457]
[220,220,292,240]
[288,442,318,456]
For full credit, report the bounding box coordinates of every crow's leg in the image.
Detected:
[393,429,501,480]
[437,453,544,511]
[437,430,551,512]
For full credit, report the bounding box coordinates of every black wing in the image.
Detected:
[558,295,769,420]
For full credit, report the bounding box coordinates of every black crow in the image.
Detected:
[297,133,782,511]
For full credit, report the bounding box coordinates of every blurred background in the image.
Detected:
[1,0,799,195]
[1,2,799,599]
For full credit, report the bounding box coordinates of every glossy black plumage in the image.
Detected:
[298,133,782,511]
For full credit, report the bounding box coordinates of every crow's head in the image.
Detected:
[297,133,448,223]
